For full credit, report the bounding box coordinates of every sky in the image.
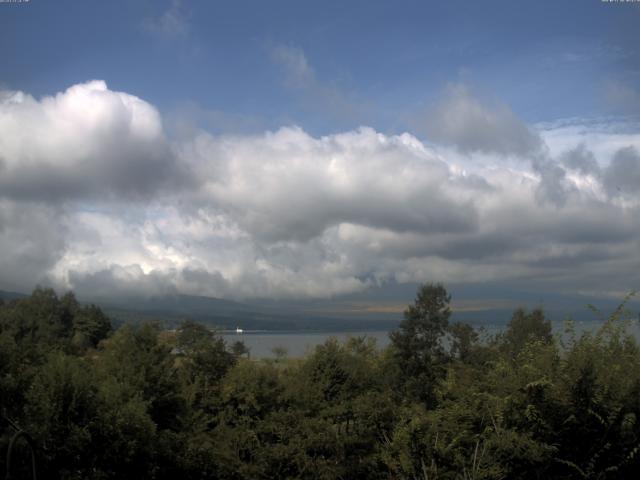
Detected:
[1,0,640,312]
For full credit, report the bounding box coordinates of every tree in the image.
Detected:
[23,352,99,478]
[71,304,112,350]
[97,322,185,431]
[231,340,250,359]
[449,321,479,362]
[389,283,451,406]
[501,308,552,358]
[176,320,235,385]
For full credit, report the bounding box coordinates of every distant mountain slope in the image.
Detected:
[92,293,400,332]
[0,288,398,331]
[0,289,28,301]
[5,286,635,332]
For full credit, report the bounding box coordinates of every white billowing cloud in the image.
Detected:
[1,81,639,300]
[182,127,479,242]
[0,80,183,200]
[55,206,370,300]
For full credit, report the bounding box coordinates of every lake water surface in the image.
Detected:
[222,330,392,358]
[222,318,640,358]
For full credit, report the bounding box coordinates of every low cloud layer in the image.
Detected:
[1,81,639,300]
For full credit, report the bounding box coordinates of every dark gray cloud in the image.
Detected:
[603,146,640,198]
[68,265,180,300]
[532,155,574,207]
[562,143,601,176]
[523,244,618,269]
[0,200,67,292]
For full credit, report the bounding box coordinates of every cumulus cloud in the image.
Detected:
[1,81,639,300]
[0,80,186,201]
[420,84,543,156]
[562,143,601,176]
[0,199,67,292]
[68,264,179,300]
[531,155,574,207]
[602,146,640,198]
[182,127,479,242]
[418,84,614,207]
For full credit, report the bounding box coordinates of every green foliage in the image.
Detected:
[176,320,235,384]
[500,307,553,358]
[449,321,479,363]
[0,287,112,359]
[2,286,640,479]
[71,303,111,350]
[389,283,451,406]
[24,353,98,478]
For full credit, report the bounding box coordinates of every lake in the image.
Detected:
[222,318,640,358]
[221,330,392,358]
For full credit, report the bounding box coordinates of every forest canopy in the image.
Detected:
[1,285,639,479]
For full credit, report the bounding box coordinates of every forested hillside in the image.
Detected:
[1,285,639,479]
